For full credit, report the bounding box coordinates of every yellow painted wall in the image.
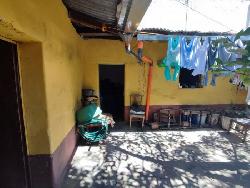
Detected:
[0,0,246,156]
[0,0,85,154]
[18,43,50,154]
[82,39,246,106]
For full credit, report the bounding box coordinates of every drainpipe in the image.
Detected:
[137,41,143,63]
[124,40,153,121]
[117,0,152,120]
[141,55,153,121]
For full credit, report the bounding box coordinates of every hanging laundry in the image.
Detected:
[229,74,245,90]
[218,43,238,71]
[162,36,181,81]
[207,37,218,69]
[217,44,234,62]
[210,43,240,86]
[164,36,181,65]
[192,37,209,76]
[210,72,231,86]
[201,73,208,86]
[202,37,218,86]
[211,38,244,66]
[228,39,247,62]
[230,74,241,85]
[238,82,245,90]
[164,64,180,81]
[180,37,198,70]
[235,39,245,49]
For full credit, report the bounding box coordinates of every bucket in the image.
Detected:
[82,89,94,97]
[221,116,234,130]
[191,114,200,127]
[200,111,209,126]
[209,113,220,126]
[151,122,159,129]
[182,121,190,127]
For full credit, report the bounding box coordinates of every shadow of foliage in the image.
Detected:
[63,126,250,188]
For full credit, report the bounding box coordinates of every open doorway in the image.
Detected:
[0,39,30,188]
[99,65,125,121]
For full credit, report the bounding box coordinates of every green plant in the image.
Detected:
[211,27,250,84]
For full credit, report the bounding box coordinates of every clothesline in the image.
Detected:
[157,35,245,88]
[173,0,236,33]
[137,34,250,41]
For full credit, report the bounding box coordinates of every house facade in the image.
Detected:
[0,0,247,187]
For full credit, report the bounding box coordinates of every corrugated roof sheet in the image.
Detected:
[138,0,250,34]
[64,0,118,25]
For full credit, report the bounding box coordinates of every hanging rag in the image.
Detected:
[210,72,231,86]
[230,74,241,85]
[180,37,198,70]
[192,37,209,76]
[217,44,237,63]
[218,43,242,71]
[203,38,218,86]
[207,37,218,69]
[210,43,240,86]
[229,74,245,90]
[162,36,181,81]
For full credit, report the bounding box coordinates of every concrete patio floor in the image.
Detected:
[63,127,250,188]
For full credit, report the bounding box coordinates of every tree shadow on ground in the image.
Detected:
[63,128,250,188]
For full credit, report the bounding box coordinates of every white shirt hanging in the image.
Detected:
[192,37,209,76]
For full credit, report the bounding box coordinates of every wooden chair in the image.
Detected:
[129,114,145,128]
[129,94,145,128]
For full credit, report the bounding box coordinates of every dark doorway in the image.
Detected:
[0,39,30,188]
[99,65,125,121]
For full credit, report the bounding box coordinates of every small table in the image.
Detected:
[129,114,145,128]
[229,118,250,142]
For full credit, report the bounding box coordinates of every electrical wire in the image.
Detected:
[174,0,236,33]
[185,0,188,31]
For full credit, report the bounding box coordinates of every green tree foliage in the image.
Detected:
[212,27,250,85]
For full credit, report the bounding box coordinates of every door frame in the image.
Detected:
[3,39,31,188]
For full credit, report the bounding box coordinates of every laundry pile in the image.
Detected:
[76,89,115,142]
[76,103,115,142]
[158,36,245,87]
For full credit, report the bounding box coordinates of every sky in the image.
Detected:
[138,0,250,34]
